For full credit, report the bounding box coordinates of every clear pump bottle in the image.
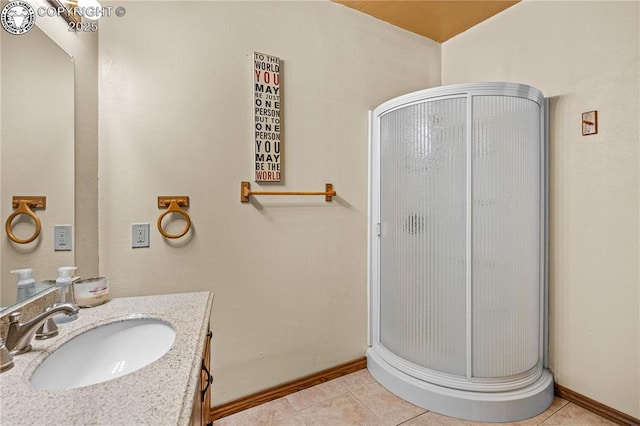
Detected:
[10,269,36,303]
[53,266,79,324]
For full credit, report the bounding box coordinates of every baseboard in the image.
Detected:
[554,383,640,426]
[210,357,367,421]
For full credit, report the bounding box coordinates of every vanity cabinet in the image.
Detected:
[192,328,213,426]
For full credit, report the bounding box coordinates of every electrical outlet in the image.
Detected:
[54,225,72,251]
[132,223,150,248]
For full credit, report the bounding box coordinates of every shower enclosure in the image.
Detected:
[367,83,553,422]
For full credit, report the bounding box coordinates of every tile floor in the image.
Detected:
[213,370,616,426]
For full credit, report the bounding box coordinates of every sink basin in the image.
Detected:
[30,318,176,390]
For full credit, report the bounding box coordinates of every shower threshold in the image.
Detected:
[367,348,554,423]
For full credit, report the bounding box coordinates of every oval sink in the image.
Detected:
[30,318,175,390]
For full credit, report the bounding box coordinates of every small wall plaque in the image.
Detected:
[254,52,281,182]
[582,110,598,136]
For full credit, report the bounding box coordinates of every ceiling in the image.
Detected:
[333,0,519,43]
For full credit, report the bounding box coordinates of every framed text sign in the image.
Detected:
[254,52,281,182]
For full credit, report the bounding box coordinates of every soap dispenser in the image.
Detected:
[10,269,36,303]
[53,266,78,324]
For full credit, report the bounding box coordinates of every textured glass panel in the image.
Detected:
[379,98,467,376]
[471,96,540,378]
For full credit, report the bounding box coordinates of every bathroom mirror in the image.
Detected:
[0,25,75,310]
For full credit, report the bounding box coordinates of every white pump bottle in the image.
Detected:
[10,268,35,303]
[53,266,79,324]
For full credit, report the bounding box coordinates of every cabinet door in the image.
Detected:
[191,329,212,426]
[201,329,212,426]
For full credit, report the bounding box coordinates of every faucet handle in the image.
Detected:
[0,338,14,373]
[36,307,59,340]
[8,311,21,324]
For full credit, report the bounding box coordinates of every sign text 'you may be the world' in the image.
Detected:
[254,52,281,182]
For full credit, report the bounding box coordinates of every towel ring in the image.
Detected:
[5,198,45,244]
[157,197,191,239]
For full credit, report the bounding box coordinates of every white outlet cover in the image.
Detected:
[131,223,150,248]
[54,225,72,251]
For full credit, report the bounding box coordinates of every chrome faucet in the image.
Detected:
[5,303,79,355]
[0,338,13,372]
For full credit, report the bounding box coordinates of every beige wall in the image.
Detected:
[442,1,639,418]
[98,0,440,405]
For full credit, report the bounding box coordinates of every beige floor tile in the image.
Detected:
[299,393,385,426]
[401,411,473,425]
[286,378,348,411]
[213,397,297,426]
[350,381,426,424]
[508,397,570,425]
[263,413,307,425]
[216,375,616,426]
[215,414,306,426]
[541,403,617,425]
[401,398,571,426]
[336,369,377,392]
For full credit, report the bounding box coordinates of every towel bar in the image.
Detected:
[240,182,336,202]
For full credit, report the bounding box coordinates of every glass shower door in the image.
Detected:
[471,95,541,378]
[379,97,467,377]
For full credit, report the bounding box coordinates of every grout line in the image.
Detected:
[295,412,308,426]
[539,401,574,425]
[397,411,431,425]
[343,385,388,424]
[289,381,351,412]
[540,406,562,425]
[345,381,429,426]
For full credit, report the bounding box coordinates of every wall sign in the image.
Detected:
[254,52,281,182]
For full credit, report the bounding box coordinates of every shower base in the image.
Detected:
[367,348,554,423]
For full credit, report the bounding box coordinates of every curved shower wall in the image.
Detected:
[367,83,553,422]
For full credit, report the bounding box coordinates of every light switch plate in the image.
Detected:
[132,223,150,248]
[54,225,72,251]
[582,110,598,136]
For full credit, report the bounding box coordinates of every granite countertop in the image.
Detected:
[0,291,213,426]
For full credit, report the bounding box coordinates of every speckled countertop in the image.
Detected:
[0,291,213,426]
